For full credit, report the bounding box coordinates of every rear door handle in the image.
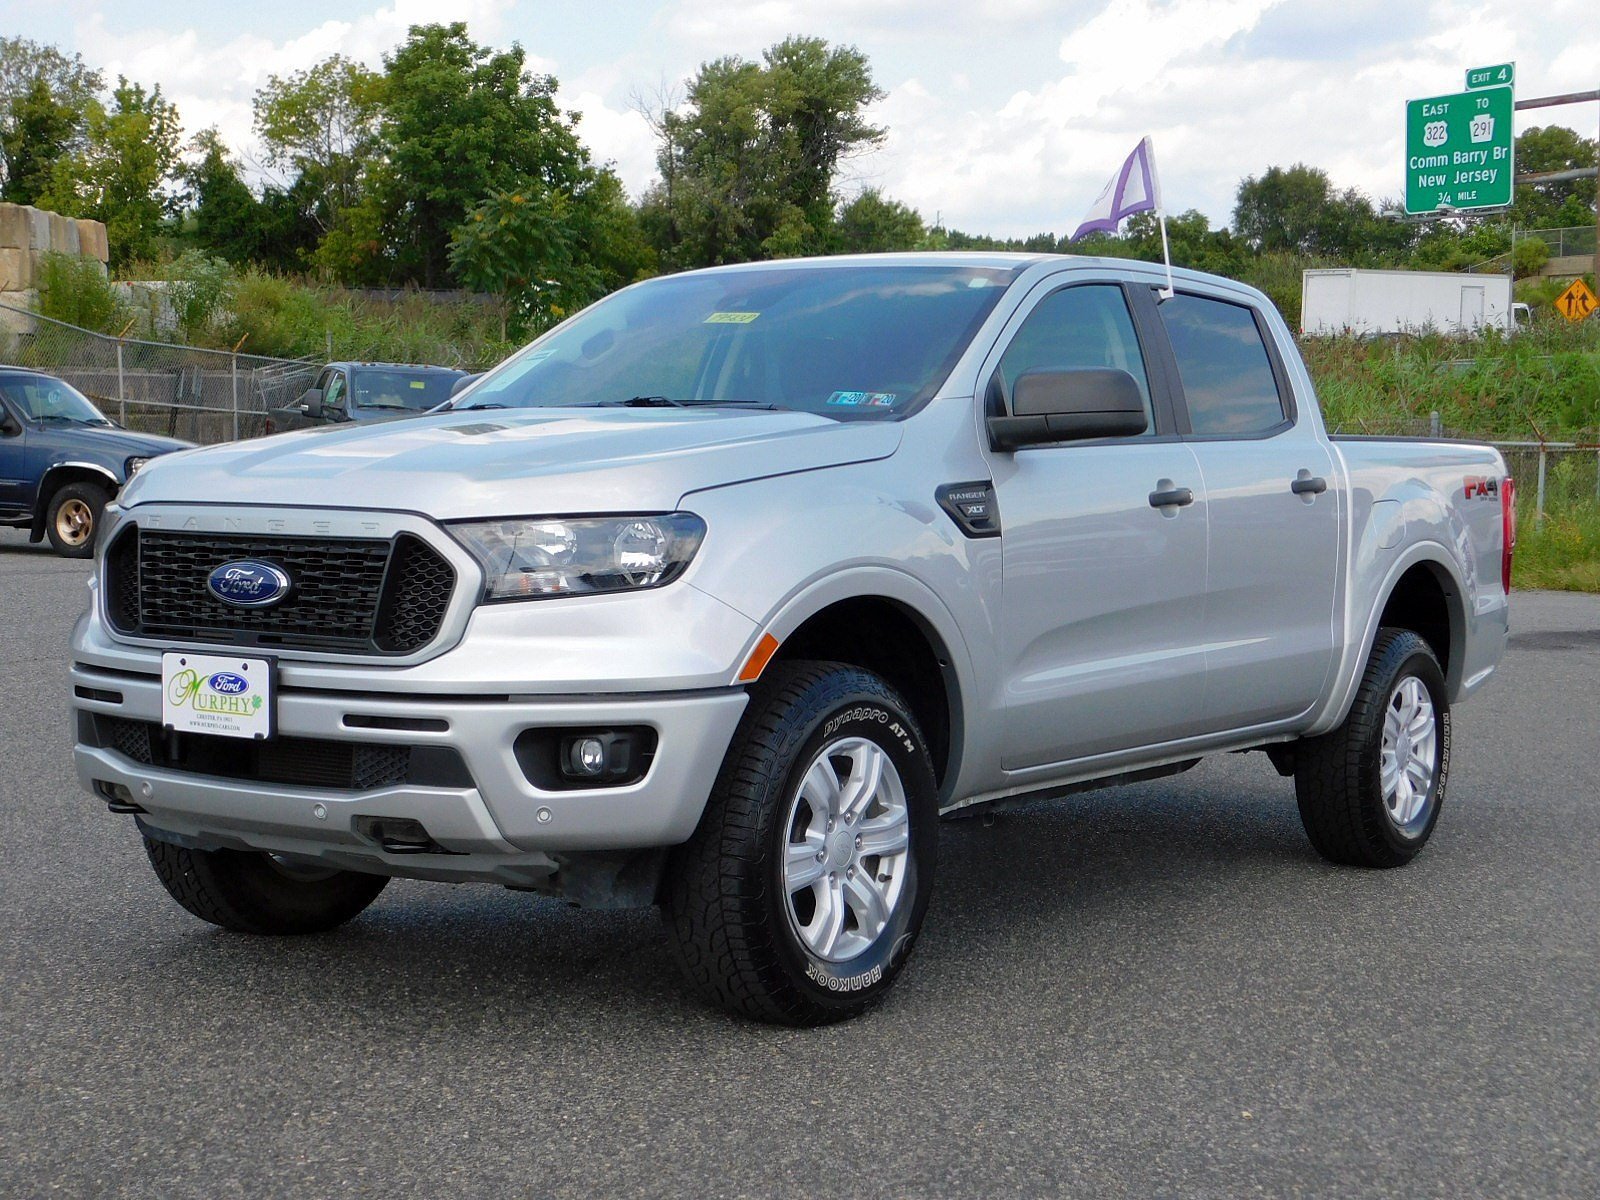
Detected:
[1290,474,1328,496]
[1148,486,1194,508]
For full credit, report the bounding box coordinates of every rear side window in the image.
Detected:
[1158,294,1286,435]
[997,284,1154,434]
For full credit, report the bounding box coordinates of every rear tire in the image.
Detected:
[662,661,938,1025]
[45,481,110,559]
[143,835,389,934]
[1293,629,1451,867]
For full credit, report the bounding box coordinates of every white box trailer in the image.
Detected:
[1301,268,1525,336]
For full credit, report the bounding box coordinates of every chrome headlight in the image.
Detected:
[125,456,152,479]
[449,513,706,602]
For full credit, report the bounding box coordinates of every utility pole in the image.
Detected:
[1512,88,1600,285]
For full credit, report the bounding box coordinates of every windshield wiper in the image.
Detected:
[458,402,506,411]
[683,400,790,411]
[601,395,686,408]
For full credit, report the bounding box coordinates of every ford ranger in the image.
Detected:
[68,254,1513,1024]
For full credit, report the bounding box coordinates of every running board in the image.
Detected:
[943,758,1203,821]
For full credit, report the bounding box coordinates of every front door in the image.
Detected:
[0,397,28,514]
[988,280,1211,769]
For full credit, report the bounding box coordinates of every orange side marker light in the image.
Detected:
[737,633,781,682]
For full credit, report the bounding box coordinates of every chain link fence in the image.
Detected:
[0,301,317,445]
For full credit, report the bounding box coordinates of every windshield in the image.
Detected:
[351,369,462,410]
[453,263,1019,420]
[0,374,112,425]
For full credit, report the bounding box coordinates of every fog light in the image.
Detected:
[569,737,607,777]
[558,731,641,783]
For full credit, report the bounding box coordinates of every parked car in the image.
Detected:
[70,254,1512,1024]
[266,362,468,434]
[0,367,191,557]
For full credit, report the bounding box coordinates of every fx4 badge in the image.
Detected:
[1463,476,1500,500]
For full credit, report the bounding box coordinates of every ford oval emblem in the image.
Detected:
[206,560,292,609]
[207,671,250,695]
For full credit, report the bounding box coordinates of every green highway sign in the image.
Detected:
[1404,86,1514,214]
[1466,62,1514,90]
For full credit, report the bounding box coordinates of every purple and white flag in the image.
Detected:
[1070,136,1162,242]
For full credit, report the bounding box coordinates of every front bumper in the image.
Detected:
[72,658,748,885]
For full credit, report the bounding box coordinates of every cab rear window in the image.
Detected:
[1159,295,1287,435]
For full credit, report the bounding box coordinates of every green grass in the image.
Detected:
[1513,501,1600,592]
[1302,322,1600,440]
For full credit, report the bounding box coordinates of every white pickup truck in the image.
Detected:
[70,254,1513,1024]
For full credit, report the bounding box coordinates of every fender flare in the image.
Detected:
[734,564,978,799]
[1309,541,1468,735]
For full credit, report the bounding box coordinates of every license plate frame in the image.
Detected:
[161,652,276,740]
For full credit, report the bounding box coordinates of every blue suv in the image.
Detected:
[0,367,192,557]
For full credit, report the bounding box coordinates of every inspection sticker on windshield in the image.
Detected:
[162,652,275,740]
[827,391,897,408]
[704,311,760,324]
[409,380,427,388]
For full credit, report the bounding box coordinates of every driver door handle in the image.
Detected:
[1290,474,1328,496]
[1148,486,1194,509]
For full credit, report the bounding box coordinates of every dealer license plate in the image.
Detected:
[162,652,275,740]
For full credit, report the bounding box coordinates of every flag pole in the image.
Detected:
[1158,209,1175,301]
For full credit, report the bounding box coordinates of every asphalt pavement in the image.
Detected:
[2,526,1597,1199]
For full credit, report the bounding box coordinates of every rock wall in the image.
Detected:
[0,202,111,299]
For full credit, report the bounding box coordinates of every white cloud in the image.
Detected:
[35,0,1600,238]
[845,0,1600,236]
[562,88,659,194]
[72,0,520,169]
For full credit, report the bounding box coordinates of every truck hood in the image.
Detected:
[120,406,902,517]
[56,425,193,459]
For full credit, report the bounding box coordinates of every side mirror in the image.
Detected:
[0,411,19,437]
[301,388,324,420]
[449,373,482,398]
[987,368,1148,451]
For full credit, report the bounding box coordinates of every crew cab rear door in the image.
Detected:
[985,278,1212,769]
[1152,288,1340,729]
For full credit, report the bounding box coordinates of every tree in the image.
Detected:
[378,23,592,287]
[644,37,885,268]
[1233,164,1334,253]
[0,37,100,203]
[1510,125,1597,230]
[39,77,181,266]
[183,128,267,264]
[450,184,594,332]
[2,77,82,204]
[1233,164,1414,263]
[834,189,925,253]
[253,55,384,239]
[449,167,654,333]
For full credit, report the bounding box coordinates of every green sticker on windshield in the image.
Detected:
[704,311,760,324]
[409,380,427,388]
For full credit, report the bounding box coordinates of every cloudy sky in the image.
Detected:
[13,0,1600,237]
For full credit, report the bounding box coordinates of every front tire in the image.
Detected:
[143,836,389,934]
[663,662,938,1024]
[1293,629,1451,867]
[45,481,110,558]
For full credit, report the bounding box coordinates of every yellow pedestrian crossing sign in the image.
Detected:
[1554,279,1597,323]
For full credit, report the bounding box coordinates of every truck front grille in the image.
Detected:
[104,526,455,656]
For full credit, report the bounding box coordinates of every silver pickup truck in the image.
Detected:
[69,254,1513,1024]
